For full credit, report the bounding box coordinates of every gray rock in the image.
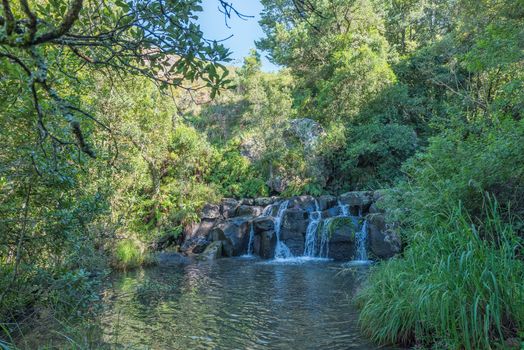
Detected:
[338,191,373,207]
[267,175,288,194]
[318,195,337,211]
[287,118,326,149]
[253,216,274,233]
[281,209,309,234]
[240,198,255,206]
[280,208,309,255]
[221,198,239,219]
[321,206,341,219]
[156,252,191,266]
[254,197,276,206]
[315,217,356,261]
[215,217,251,256]
[257,230,276,259]
[208,227,226,242]
[201,204,221,219]
[289,195,317,212]
[235,205,263,217]
[200,241,223,260]
[240,137,265,162]
[366,214,401,259]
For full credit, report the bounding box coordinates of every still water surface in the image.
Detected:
[99,256,392,349]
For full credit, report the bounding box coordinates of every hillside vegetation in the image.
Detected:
[1,0,523,348]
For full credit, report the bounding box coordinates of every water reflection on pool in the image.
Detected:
[99,257,391,349]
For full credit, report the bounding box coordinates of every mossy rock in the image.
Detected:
[325,217,357,243]
[197,241,223,260]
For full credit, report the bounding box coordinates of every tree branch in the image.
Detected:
[33,0,84,44]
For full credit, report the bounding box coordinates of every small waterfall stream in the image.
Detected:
[303,200,322,257]
[274,200,293,259]
[354,220,368,261]
[245,204,274,256]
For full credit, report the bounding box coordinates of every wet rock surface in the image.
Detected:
[178,192,401,261]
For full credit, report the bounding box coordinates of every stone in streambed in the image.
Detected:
[200,241,223,260]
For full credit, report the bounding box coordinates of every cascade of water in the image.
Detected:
[274,200,293,259]
[262,204,274,216]
[303,200,322,256]
[318,217,333,258]
[245,204,274,256]
[246,223,255,256]
[355,219,368,261]
[338,200,350,217]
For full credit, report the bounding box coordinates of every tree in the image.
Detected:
[0,0,234,159]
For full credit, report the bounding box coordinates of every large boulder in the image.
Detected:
[366,214,401,259]
[280,209,309,255]
[254,230,276,259]
[240,198,255,206]
[338,191,373,214]
[321,206,341,219]
[200,241,223,260]
[253,216,274,233]
[221,198,240,219]
[201,204,221,219]
[287,118,326,149]
[289,195,317,212]
[324,217,357,260]
[240,136,265,163]
[214,217,251,256]
[236,205,264,217]
[318,195,337,211]
[254,197,278,207]
[180,218,217,254]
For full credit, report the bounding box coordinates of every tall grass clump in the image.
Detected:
[357,201,524,349]
[112,239,155,270]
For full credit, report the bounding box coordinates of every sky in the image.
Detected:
[197,0,279,72]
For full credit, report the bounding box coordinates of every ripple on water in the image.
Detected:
[97,258,397,350]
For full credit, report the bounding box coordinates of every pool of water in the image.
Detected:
[97,256,390,349]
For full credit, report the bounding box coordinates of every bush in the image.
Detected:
[357,201,524,349]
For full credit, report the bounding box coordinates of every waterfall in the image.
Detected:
[303,200,322,256]
[355,219,368,261]
[318,217,333,258]
[274,200,293,259]
[338,200,349,217]
[246,223,255,256]
[245,204,274,256]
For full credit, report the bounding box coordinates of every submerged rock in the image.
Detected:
[200,241,223,260]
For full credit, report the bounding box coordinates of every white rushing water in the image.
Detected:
[303,200,322,257]
[245,223,256,256]
[274,200,293,259]
[354,219,368,261]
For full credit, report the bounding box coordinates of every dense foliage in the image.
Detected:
[1,0,523,348]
